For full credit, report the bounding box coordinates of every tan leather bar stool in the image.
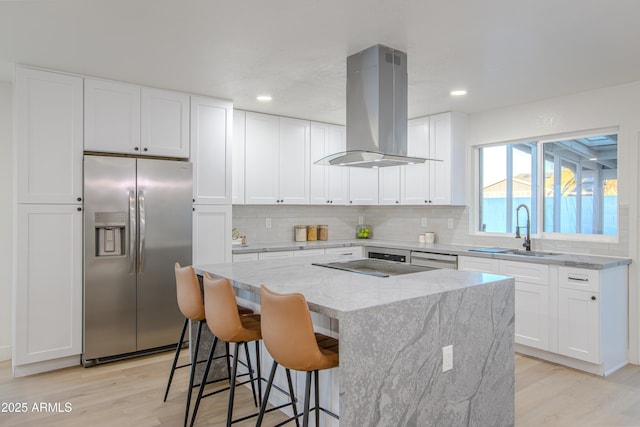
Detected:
[165,263,254,427]
[189,274,263,427]
[257,285,339,427]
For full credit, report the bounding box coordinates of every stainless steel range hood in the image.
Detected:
[316,44,437,168]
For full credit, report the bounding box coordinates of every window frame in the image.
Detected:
[473,128,619,243]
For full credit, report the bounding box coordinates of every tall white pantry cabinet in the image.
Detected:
[14,67,84,375]
[13,66,233,375]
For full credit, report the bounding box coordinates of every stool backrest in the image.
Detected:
[174,263,205,321]
[202,273,244,342]
[259,285,326,371]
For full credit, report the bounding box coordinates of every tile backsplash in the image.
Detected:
[233,204,629,258]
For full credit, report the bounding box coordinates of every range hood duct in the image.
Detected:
[316,44,438,168]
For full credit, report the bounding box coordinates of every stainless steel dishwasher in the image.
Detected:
[410,251,458,269]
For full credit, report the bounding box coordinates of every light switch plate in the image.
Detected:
[442,345,453,372]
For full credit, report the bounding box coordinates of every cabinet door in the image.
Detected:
[324,246,364,258]
[558,288,600,363]
[15,204,82,365]
[141,87,189,158]
[378,167,401,205]
[84,78,141,154]
[245,112,279,204]
[401,116,430,205]
[428,113,453,205]
[192,205,232,265]
[191,96,233,204]
[457,256,500,273]
[232,110,246,204]
[279,117,310,204]
[514,281,550,350]
[310,122,330,204]
[349,168,379,205]
[326,125,349,205]
[16,67,83,204]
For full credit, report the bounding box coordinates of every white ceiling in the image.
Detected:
[1,0,639,125]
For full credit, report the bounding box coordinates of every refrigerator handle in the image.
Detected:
[129,190,136,275]
[138,190,146,274]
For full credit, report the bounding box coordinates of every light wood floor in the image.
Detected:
[1,352,640,426]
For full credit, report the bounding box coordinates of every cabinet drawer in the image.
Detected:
[232,253,259,262]
[324,246,363,257]
[458,256,500,274]
[293,249,325,257]
[258,251,294,260]
[499,261,548,284]
[559,267,599,292]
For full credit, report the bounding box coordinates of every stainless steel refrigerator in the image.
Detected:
[83,155,192,366]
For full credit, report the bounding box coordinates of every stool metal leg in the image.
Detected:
[256,360,279,427]
[184,320,204,427]
[255,341,262,405]
[302,371,312,427]
[314,370,320,426]
[243,342,258,407]
[285,368,300,427]
[189,335,218,427]
[164,317,188,401]
[226,342,240,427]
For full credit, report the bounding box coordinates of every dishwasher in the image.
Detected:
[410,251,458,269]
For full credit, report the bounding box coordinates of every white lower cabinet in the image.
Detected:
[499,260,550,351]
[192,205,232,265]
[15,204,83,373]
[293,249,326,257]
[258,251,294,260]
[458,255,628,375]
[324,246,363,258]
[232,252,259,263]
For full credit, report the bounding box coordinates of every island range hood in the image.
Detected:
[316,44,438,168]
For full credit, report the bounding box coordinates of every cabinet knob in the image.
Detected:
[193,199,195,203]
[143,147,148,152]
[591,296,597,301]
[327,200,330,204]
[395,200,399,204]
[350,201,353,204]
[77,207,82,212]
[77,197,82,202]
[134,147,139,151]
[193,207,195,212]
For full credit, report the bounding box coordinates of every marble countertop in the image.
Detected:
[233,238,631,269]
[195,255,511,319]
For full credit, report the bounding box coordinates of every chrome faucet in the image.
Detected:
[515,204,531,251]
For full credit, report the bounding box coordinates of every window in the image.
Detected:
[543,134,618,235]
[478,142,537,233]
[477,132,618,237]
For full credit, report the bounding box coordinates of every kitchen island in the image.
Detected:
[195,256,515,426]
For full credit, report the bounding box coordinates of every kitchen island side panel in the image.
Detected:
[339,278,515,427]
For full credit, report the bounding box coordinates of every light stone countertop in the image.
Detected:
[232,238,631,269]
[195,255,511,319]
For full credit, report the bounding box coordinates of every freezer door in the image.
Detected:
[136,158,192,350]
[83,155,137,360]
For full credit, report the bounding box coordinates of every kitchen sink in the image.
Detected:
[468,247,560,257]
[503,250,560,257]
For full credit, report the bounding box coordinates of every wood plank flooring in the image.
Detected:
[1,352,640,426]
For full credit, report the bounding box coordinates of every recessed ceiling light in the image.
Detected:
[256,95,272,102]
[450,90,467,96]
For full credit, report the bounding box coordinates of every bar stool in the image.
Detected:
[257,285,339,427]
[164,263,254,427]
[190,274,262,427]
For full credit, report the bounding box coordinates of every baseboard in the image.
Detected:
[515,344,628,376]
[13,355,81,377]
[0,345,11,362]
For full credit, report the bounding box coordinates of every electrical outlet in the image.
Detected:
[442,345,453,372]
[421,217,428,227]
[265,218,272,229]
[447,218,454,229]
[358,216,364,225]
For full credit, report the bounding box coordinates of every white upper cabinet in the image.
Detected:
[349,167,379,205]
[232,110,246,204]
[190,96,232,204]
[84,78,141,154]
[85,78,189,158]
[401,112,467,205]
[378,167,402,205]
[245,112,310,204]
[192,205,232,265]
[142,88,190,158]
[310,122,348,205]
[16,67,84,204]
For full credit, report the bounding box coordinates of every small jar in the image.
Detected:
[318,224,328,241]
[306,225,317,241]
[295,225,307,242]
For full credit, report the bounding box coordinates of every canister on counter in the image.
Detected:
[306,225,317,241]
[318,224,328,241]
[295,225,307,242]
